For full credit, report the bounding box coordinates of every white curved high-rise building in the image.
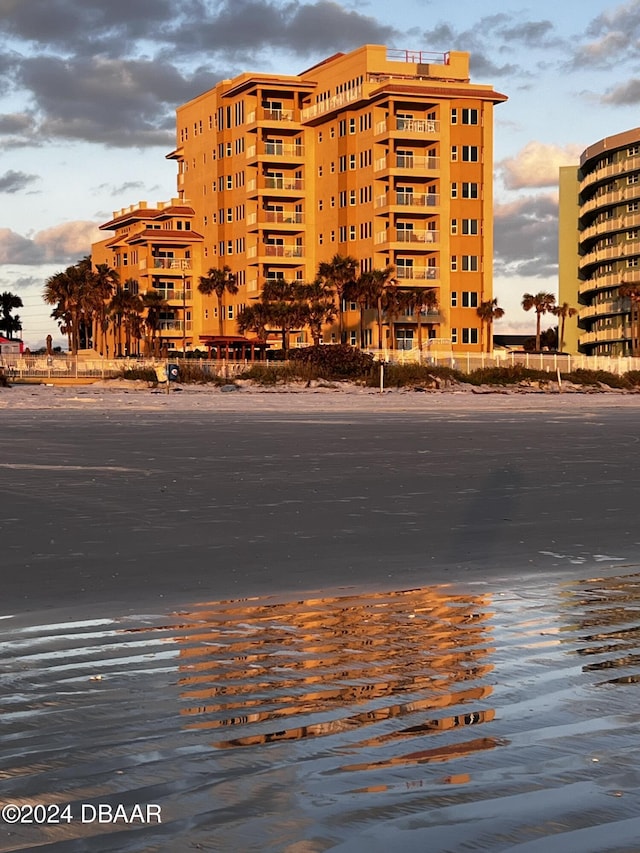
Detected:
[560,128,640,356]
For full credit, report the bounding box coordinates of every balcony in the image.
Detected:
[158,320,192,332]
[246,141,305,162]
[375,118,440,138]
[247,210,304,229]
[375,154,440,172]
[581,189,624,215]
[140,257,191,272]
[579,325,631,346]
[301,86,363,122]
[396,266,440,282]
[152,288,191,303]
[247,243,304,260]
[247,107,298,125]
[579,299,629,322]
[247,176,305,197]
[376,191,440,210]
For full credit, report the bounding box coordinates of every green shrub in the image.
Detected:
[119,367,157,382]
[239,363,302,385]
[363,363,460,388]
[563,368,629,389]
[464,365,552,386]
[289,345,375,379]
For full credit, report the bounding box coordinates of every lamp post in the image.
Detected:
[182,269,186,357]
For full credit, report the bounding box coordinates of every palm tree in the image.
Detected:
[43,257,97,354]
[92,264,119,354]
[476,298,505,353]
[237,302,271,343]
[551,301,577,353]
[618,281,640,356]
[317,254,358,344]
[403,288,439,353]
[522,291,556,351]
[259,279,305,355]
[298,279,336,345]
[198,266,238,336]
[109,281,143,356]
[142,289,169,356]
[0,291,23,339]
[355,266,396,350]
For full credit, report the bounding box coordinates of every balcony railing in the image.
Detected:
[396,228,439,243]
[396,266,440,281]
[153,289,191,302]
[579,326,632,345]
[375,154,440,171]
[395,192,440,207]
[261,176,304,191]
[301,86,363,122]
[247,107,297,123]
[264,244,304,257]
[158,320,192,332]
[151,258,191,270]
[376,118,440,135]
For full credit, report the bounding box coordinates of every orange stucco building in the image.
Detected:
[92,45,507,354]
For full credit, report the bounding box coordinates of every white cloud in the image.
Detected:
[0,220,101,264]
[498,141,582,190]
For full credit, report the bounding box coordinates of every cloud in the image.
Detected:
[93,180,146,196]
[419,12,565,79]
[0,169,39,193]
[601,78,640,105]
[498,142,582,190]
[570,0,640,70]
[494,194,559,278]
[0,221,101,265]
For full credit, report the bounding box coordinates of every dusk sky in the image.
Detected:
[2,0,640,347]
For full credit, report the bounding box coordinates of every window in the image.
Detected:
[462,291,478,307]
[451,291,457,306]
[462,182,479,198]
[462,328,478,344]
[451,219,458,235]
[627,258,640,267]
[628,229,639,239]
[350,331,357,345]
[227,208,233,222]
[462,146,479,162]
[451,328,458,343]
[462,108,479,125]
[339,191,347,207]
[629,145,640,156]
[451,183,458,198]
[318,165,323,177]
[451,256,458,272]
[629,202,640,212]
[451,146,458,161]
[350,190,356,206]
[339,119,347,136]
[226,175,233,189]
[339,155,347,172]
[228,305,234,319]
[339,225,347,242]
[628,174,640,185]
[462,255,479,272]
[349,154,356,170]
[462,219,479,235]
[451,108,458,125]
[349,118,356,134]
[349,225,356,241]
[318,199,323,211]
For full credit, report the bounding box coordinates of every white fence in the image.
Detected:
[3,351,640,381]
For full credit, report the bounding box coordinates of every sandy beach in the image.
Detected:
[2,385,640,852]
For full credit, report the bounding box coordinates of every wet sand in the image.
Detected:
[2,386,640,851]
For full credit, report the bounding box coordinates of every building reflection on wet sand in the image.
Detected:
[173,586,501,769]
